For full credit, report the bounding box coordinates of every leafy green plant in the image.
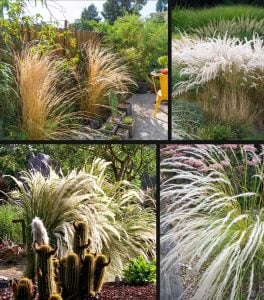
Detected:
[108,90,120,116]
[157,55,168,68]
[35,23,79,71]
[104,14,167,82]
[196,122,236,140]
[0,204,22,243]
[123,256,156,285]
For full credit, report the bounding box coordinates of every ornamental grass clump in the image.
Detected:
[80,39,136,117]
[190,16,264,40]
[15,48,87,140]
[7,158,155,279]
[161,144,264,300]
[172,36,264,126]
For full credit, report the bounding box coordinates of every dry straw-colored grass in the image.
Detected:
[80,39,136,116]
[16,48,80,140]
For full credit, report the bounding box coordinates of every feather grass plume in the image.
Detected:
[7,158,155,278]
[161,144,264,300]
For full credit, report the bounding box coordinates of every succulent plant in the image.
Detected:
[73,221,90,260]
[80,253,95,297]
[34,243,58,299]
[104,122,115,131]
[94,255,111,293]
[15,278,34,300]
[122,116,133,125]
[48,294,62,300]
[65,253,80,298]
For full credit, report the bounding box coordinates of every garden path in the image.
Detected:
[0,261,25,280]
[130,93,168,140]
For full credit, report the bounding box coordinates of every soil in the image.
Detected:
[100,282,156,300]
[0,261,25,281]
[0,263,156,300]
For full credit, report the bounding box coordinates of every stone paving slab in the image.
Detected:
[130,93,168,140]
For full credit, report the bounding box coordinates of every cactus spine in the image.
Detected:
[34,243,57,300]
[73,221,90,260]
[15,278,33,300]
[80,253,95,297]
[65,253,80,298]
[94,255,111,293]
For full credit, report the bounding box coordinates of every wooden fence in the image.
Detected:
[21,20,103,53]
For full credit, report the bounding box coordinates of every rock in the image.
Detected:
[89,120,101,130]
[115,275,121,282]
[28,152,63,177]
[0,278,9,289]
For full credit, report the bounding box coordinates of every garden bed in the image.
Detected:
[0,278,156,300]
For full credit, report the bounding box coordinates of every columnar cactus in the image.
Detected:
[65,253,80,298]
[34,243,58,300]
[80,253,95,297]
[73,221,90,259]
[52,258,60,284]
[15,278,34,300]
[94,255,111,293]
[58,258,66,297]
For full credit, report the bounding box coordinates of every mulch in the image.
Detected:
[0,282,156,300]
[100,282,156,300]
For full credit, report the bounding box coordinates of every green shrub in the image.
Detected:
[197,122,236,140]
[157,56,168,68]
[0,204,22,243]
[123,256,156,285]
[104,14,167,81]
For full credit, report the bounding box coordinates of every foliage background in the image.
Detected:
[0,144,156,190]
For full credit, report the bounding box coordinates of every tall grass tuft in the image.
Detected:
[15,48,83,140]
[172,36,264,126]
[161,144,264,299]
[190,16,264,40]
[7,158,155,279]
[172,5,264,33]
[80,39,136,117]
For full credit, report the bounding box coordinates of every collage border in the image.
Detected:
[1,1,264,299]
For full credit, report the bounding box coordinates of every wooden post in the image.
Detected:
[12,219,26,246]
[63,19,68,56]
